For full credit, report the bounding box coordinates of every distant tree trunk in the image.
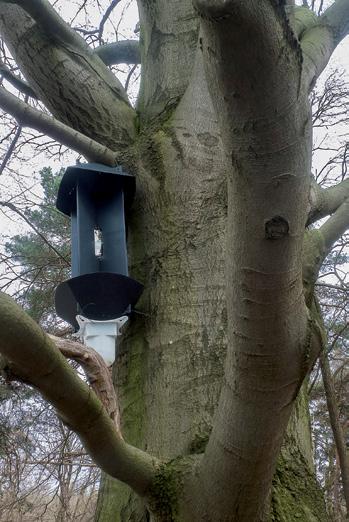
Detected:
[321,350,349,519]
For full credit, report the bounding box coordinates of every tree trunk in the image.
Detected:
[95,50,228,520]
[1,1,348,520]
[94,49,329,521]
[96,373,330,521]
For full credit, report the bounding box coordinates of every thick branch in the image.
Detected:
[136,0,198,119]
[0,0,127,101]
[322,0,349,48]
[0,2,136,151]
[194,0,304,153]
[303,198,349,296]
[290,6,318,40]
[192,3,313,520]
[50,335,121,433]
[0,292,157,495]
[300,0,349,89]
[320,197,349,252]
[1,0,89,50]
[94,40,141,66]
[320,350,349,515]
[0,87,119,165]
[0,60,38,98]
[308,178,349,225]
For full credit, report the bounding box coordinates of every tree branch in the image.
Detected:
[191,4,315,519]
[303,199,349,295]
[0,292,157,495]
[0,60,38,99]
[307,178,349,225]
[97,0,122,43]
[321,0,349,48]
[290,6,318,39]
[49,335,121,434]
[0,87,119,165]
[300,0,349,89]
[0,123,22,174]
[194,0,304,152]
[319,197,349,253]
[0,2,137,152]
[0,0,129,100]
[94,40,141,66]
[0,0,87,50]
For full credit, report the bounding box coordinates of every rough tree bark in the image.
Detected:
[0,1,349,521]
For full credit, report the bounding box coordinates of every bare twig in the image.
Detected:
[0,124,22,175]
[98,0,122,43]
[125,64,138,93]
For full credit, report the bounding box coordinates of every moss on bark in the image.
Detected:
[95,318,149,521]
[270,453,330,522]
[269,387,331,522]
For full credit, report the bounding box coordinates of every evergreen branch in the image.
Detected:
[0,87,119,165]
[0,201,70,265]
[94,40,141,66]
[0,292,158,495]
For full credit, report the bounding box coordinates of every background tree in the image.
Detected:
[0,1,349,521]
[0,381,100,521]
[1,167,70,330]
[0,167,99,521]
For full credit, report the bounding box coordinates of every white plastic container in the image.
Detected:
[76,315,128,366]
